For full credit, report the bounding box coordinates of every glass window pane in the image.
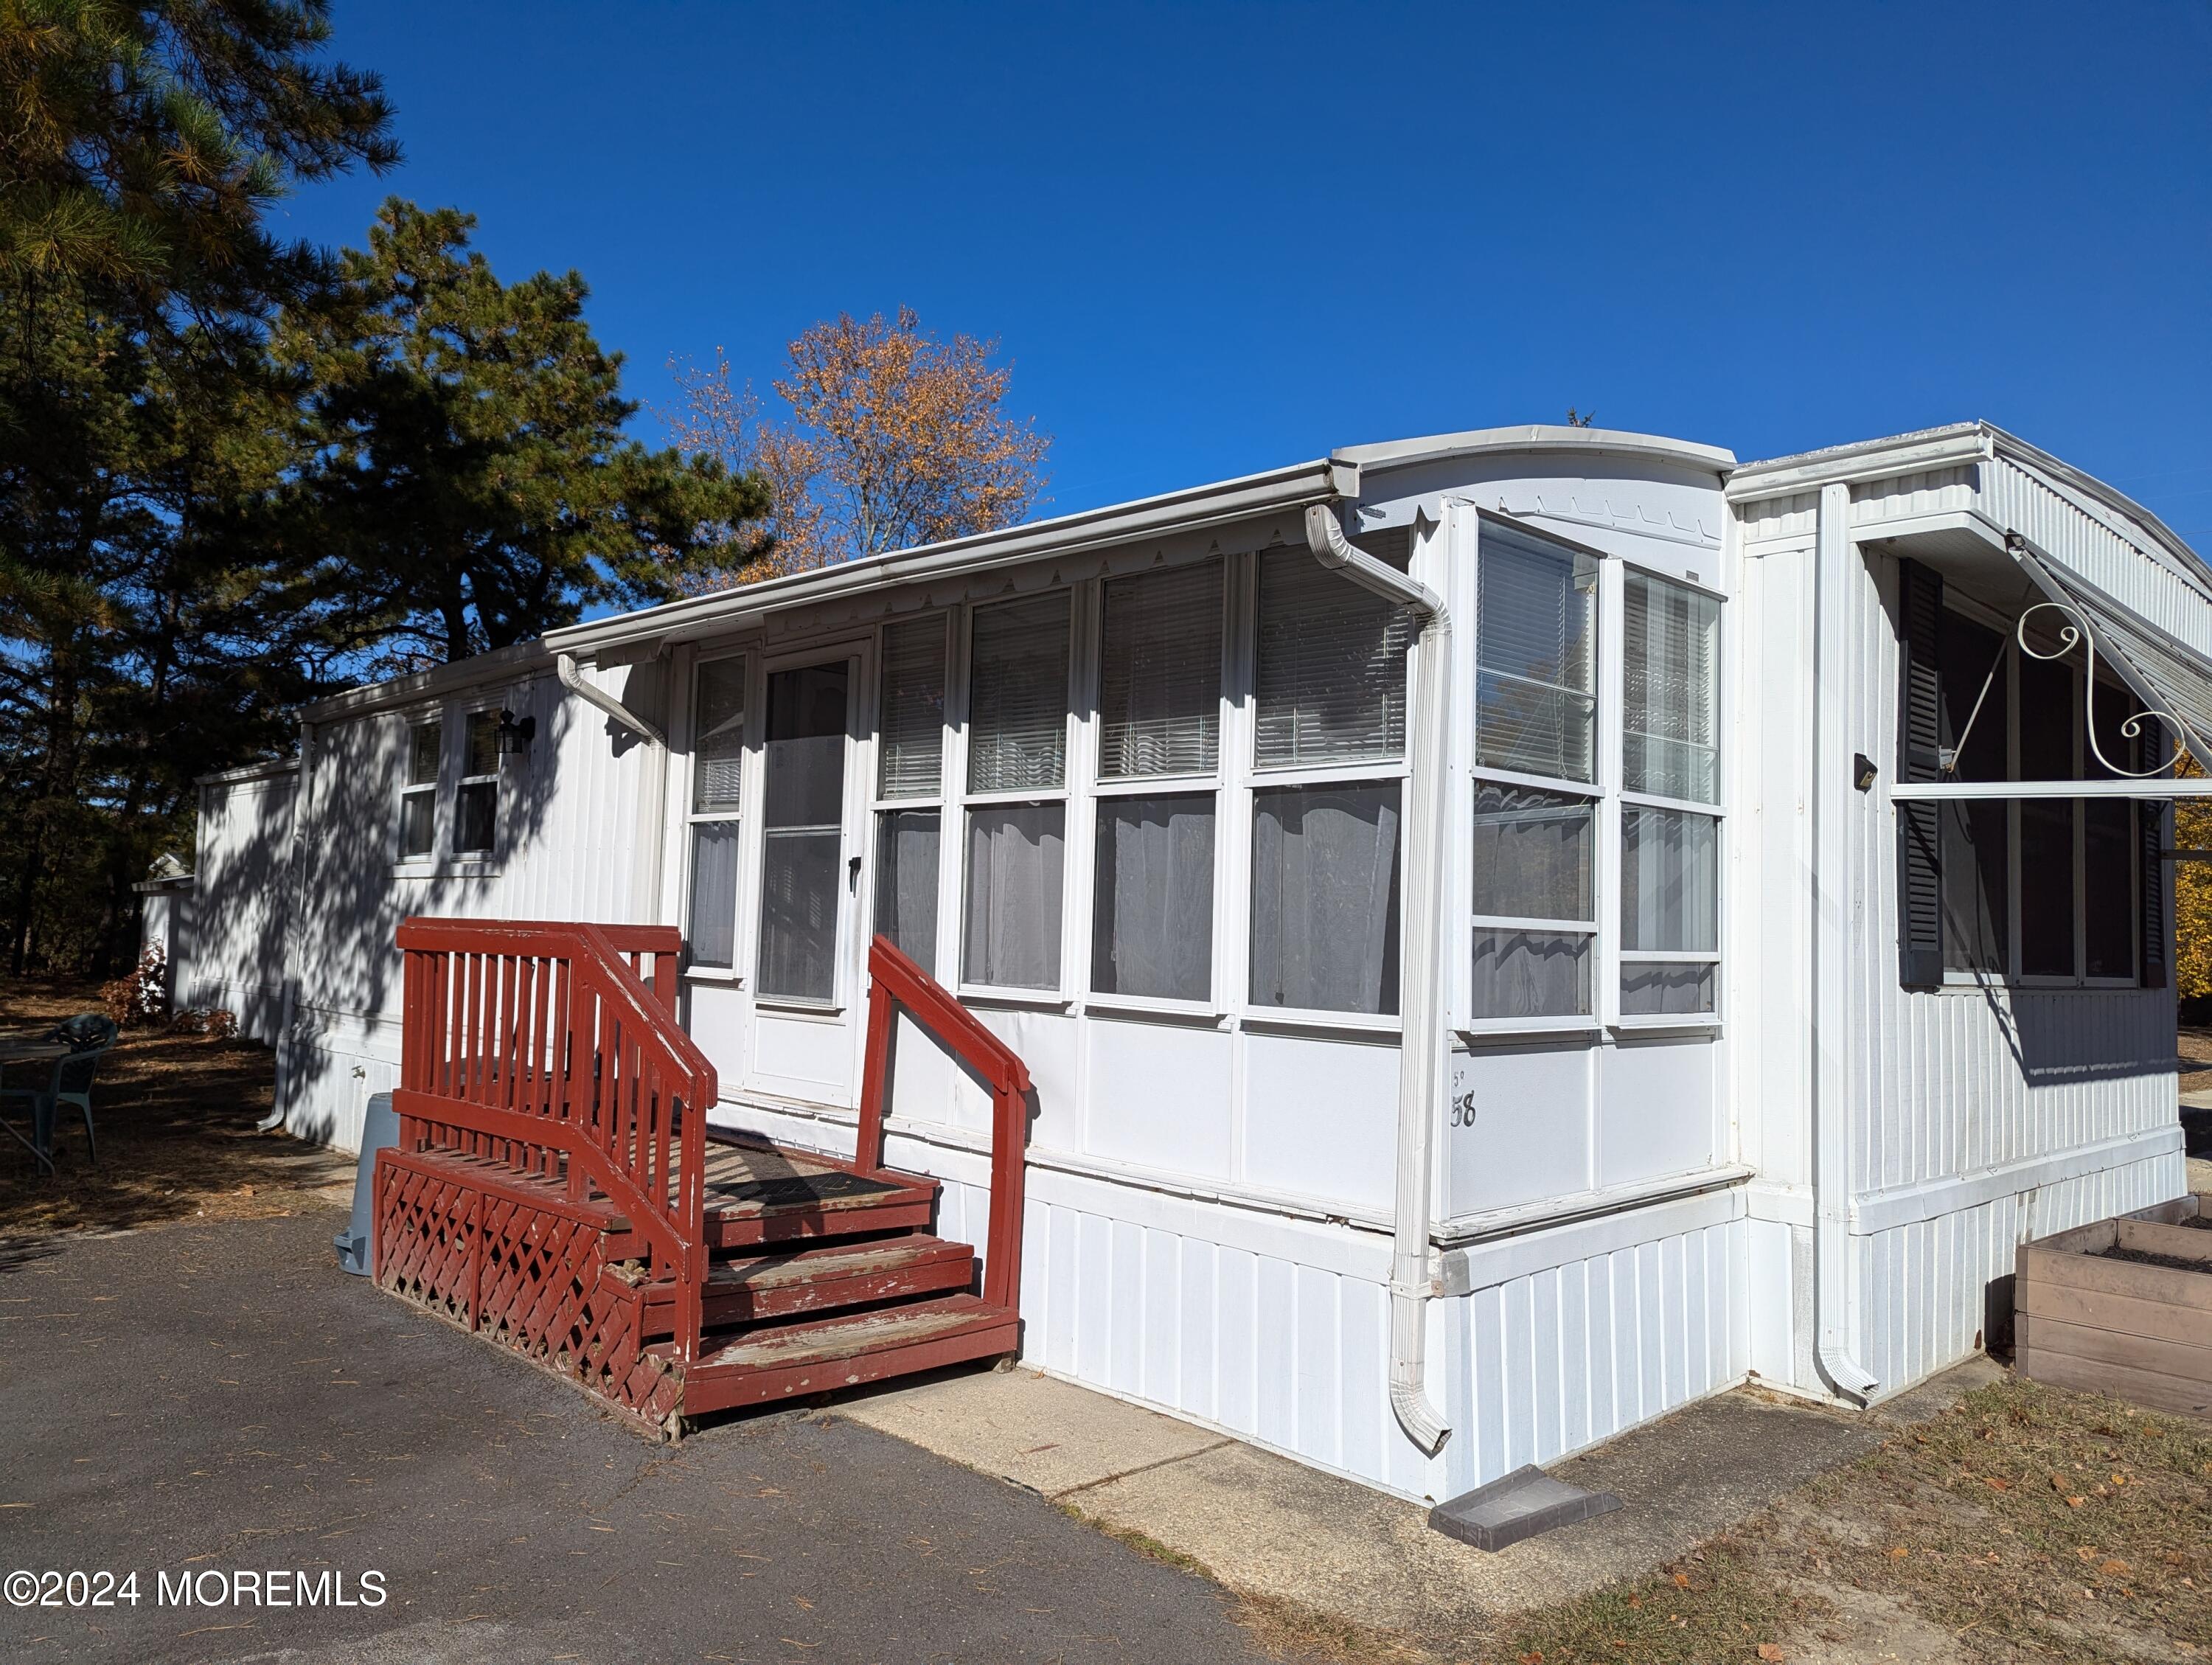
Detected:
[400,790,434,859]
[2084,800,2133,977]
[757,664,849,1002]
[968,594,1069,792]
[1470,785,1593,922]
[963,803,1065,989]
[1620,962,1716,1015]
[1249,783,1401,1014]
[1254,550,1413,768]
[878,620,945,798]
[1475,524,1597,782]
[687,821,741,969]
[1092,793,1215,1000]
[695,656,746,812]
[874,809,940,970]
[1620,807,1717,953]
[1099,561,1222,778]
[1472,930,1591,1020]
[464,710,500,778]
[2018,799,2078,976]
[408,723,441,786]
[1623,570,1719,802]
[454,781,495,855]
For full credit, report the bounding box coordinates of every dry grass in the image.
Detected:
[0,976,352,1244]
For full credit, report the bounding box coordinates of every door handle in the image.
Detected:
[848,853,862,889]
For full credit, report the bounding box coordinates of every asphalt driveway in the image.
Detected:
[0,1208,1270,1664]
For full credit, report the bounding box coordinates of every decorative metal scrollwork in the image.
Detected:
[2015,600,2191,777]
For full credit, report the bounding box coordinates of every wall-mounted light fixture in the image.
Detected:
[497,709,538,756]
[1854,753,1879,792]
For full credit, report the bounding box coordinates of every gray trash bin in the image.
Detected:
[334,1091,399,1276]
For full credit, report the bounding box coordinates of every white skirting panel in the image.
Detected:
[715,1096,1753,1503]
[1851,1141,2185,1398]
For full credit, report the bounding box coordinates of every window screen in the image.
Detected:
[1092,793,1214,1000]
[1475,524,1597,782]
[878,619,946,799]
[1099,561,1222,778]
[694,656,746,812]
[1937,609,2008,974]
[1253,551,1413,768]
[1620,807,1718,953]
[1469,784,1596,1021]
[968,594,1069,792]
[874,808,940,969]
[686,823,740,969]
[964,803,1065,989]
[1623,571,1719,802]
[757,664,848,1003]
[1249,783,1400,1014]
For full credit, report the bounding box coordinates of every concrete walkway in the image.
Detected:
[0,1209,1271,1665]
[839,1356,2003,1652]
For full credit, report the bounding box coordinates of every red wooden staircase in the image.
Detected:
[374,922,1029,1436]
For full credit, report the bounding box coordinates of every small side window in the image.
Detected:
[454,711,500,856]
[399,722,440,858]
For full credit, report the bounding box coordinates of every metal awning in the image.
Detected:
[1893,529,2212,803]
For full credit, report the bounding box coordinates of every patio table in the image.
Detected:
[0,1038,73,1176]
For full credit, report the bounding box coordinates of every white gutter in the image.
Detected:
[1303,503,1453,1457]
[1811,484,1878,1405]
[557,653,665,745]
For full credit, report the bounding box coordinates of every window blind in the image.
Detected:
[968,593,1070,792]
[694,656,746,813]
[1099,560,1222,778]
[1623,571,1718,802]
[1475,525,1596,782]
[1253,551,1412,768]
[878,619,946,799]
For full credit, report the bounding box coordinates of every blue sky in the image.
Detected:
[284,1,2212,540]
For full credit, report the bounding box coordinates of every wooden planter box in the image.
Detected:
[2015,1193,2211,1419]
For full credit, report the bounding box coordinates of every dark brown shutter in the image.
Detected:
[1898,559,1945,987]
[2138,718,2168,989]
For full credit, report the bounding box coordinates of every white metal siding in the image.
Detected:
[180,769,296,1041]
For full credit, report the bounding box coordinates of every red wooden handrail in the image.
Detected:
[392,917,715,1360]
[854,936,1033,1315]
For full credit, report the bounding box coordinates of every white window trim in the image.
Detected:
[394,715,442,866]
[451,703,504,860]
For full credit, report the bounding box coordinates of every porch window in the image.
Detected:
[398,720,439,859]
[1249,546,1409,1015]
[963,592,1070,990]
[1618,572,1721,1015]
[874,617,946,970]
[1476,522,1597,782]
[1470,786,1595,1019]
[685,654,745,970]
[454,711,500,857]
[757,661,849,1004]
[1092,560,1222,1001]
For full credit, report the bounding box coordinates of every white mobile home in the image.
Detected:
[192,420,2199,1501]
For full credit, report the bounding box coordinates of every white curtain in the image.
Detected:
[1472,929,1590,1018]
[1091,795,1214,999]
[1469,785,1593,920]
[686,822,740,969]
[1249,785,1400,1014]
[963,804,1065,989]
[874,810,940,970]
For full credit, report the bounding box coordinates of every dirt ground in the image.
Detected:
[4,976,2207,1665]
[0,976,354,1242]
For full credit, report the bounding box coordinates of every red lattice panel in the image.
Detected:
[375,1153,480,1324]
[477,1195,603,1361]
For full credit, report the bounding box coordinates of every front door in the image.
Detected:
[745,644,869,1102]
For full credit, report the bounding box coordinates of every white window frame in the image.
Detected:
[451,704,503,860]
[395,716,442,864]
[1462,516,1604,1039]
[1085,555,1231,1018]
[869,613,952,982]
[683,647,750,982]
[1235,538,1413,1035]
[1939,590,2140,990]
[956,588,1077,1007]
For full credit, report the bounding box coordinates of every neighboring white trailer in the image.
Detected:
[173,422,2202,1504]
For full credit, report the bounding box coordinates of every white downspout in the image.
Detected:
[557,652,666,746]
[1304,504,1453,1457]
[1811,483,1877,1405]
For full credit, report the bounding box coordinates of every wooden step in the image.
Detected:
[676,1293,1019,1414]
[636,1234,978,1334]
[698,1137,936,1248]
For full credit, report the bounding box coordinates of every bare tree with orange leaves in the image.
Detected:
[666,307,1050,588]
